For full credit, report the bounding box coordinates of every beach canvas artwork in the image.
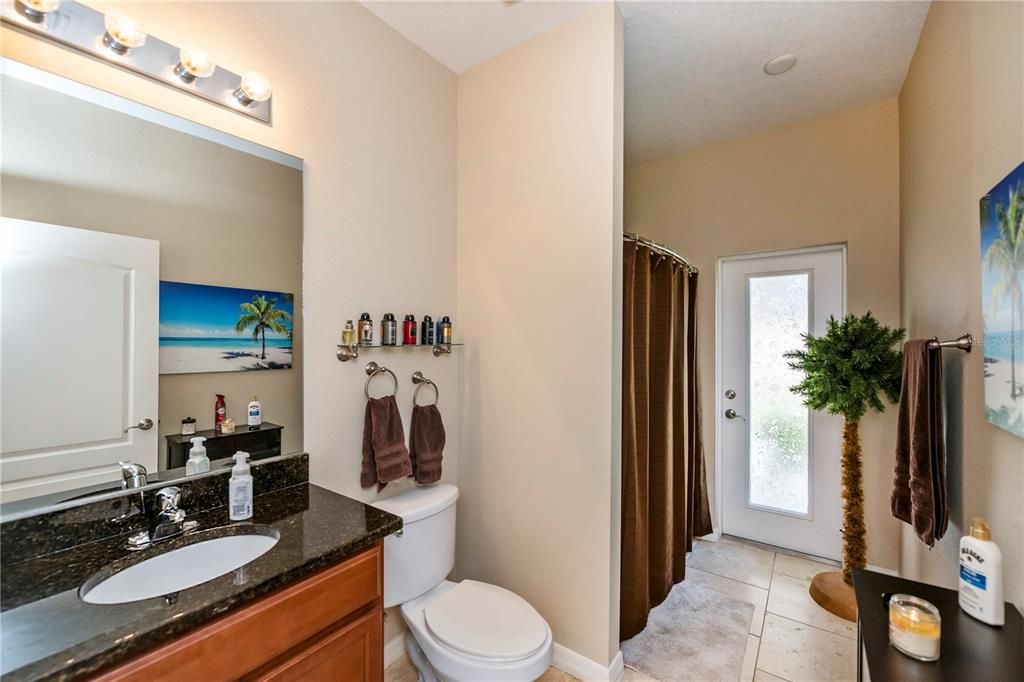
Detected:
[160,281,294,375]
[979,161,1024,438]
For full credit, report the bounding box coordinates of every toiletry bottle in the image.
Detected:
[358,313,373,346]
[247,394,262,430]
[229,451,253,521]
[342,320,356,346]
[421,315,434,345]
[403,314,417,345]
[439,316,453,345]
[186,437,210,475]
[181,417,196,436]
[958,517,1004,625]
[214,394,226,431]
[382,313,398,346]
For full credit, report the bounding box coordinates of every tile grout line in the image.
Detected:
[766,611,859,641]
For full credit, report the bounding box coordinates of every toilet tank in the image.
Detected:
[371,483,458,608]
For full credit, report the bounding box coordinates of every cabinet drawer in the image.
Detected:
[95,543,382,681]
[245,608,383,682]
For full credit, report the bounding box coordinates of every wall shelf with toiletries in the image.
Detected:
[336,343,463,362]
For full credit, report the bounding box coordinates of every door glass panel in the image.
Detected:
[747,273,810,514]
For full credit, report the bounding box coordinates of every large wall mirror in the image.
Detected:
[0,60,304,508]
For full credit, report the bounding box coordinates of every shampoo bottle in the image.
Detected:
[229,451,253,521]
[185,437,210,475]
[958,517,1004,626]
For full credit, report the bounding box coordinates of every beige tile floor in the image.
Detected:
[384,536,856,682]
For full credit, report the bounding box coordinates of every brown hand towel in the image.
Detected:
[409,404,445,485]
[360,395,412,491]
[891,339,948,547]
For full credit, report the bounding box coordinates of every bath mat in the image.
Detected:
[621,581,755,682]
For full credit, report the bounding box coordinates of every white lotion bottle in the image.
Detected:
[229,451,253,521]
[185,436,210,475]
[247,395,262,429]
[958,517,1004,626]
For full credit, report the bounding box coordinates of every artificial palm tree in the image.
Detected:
[983,179,1024,399]
[785,313,904,619]
[235,295,292,360]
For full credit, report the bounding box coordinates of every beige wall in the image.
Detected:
[456,4,624,665]
[3,0,458,643]
[625,99,903,570]
[899,0,1024,608]
[1,76,304,460]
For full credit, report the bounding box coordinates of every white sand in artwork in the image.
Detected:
[983,358,1023,424]
[160,346,292,374]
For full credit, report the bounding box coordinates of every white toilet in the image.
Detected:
[373,484,553,681]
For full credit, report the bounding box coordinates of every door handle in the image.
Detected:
[724,409,747,422]
[125,418,154,433]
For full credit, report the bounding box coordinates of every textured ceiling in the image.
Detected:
[362,1,930,163]
[362,1,600,75]
[622,1,930,163]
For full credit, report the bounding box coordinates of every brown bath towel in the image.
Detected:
[409,404,445,485]
[891,339,948,547]
[361,395,412,491]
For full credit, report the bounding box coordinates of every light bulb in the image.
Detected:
[233,71,272,106]
[102,10,147,55]
[175,45,216,83]
[16,0,59,21]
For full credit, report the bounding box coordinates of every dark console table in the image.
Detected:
[164,422,283,469]
[852,568,1022,681]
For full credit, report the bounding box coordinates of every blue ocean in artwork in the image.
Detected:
[983,331,1024,362]
[160,337,292,348]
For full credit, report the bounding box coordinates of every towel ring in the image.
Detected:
[411,371,439,406]
[364,361,398,399]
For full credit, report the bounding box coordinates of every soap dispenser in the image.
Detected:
[185,436,210,475]
[229,451,253,521]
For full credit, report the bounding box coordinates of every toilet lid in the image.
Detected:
[425,580,548,660]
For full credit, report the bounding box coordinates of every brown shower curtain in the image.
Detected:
[620,240,712,641]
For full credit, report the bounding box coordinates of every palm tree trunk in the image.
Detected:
[1011,289,1019,398]
[261,328,267,360]
[840,419,867,583]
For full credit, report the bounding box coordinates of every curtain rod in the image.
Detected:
[623,232,698,275]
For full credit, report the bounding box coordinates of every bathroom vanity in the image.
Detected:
[0,454,402,681]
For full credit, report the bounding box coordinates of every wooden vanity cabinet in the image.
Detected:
[95,543,384,682]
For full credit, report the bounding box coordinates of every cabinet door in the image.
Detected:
[251,609,383,682]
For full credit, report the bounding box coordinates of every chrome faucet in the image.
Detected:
[126,486,197,550]
[119,461,148,489]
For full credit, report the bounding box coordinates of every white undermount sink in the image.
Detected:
[80,527,280,605]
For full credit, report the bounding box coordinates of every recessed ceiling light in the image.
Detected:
[501,0,522,6]
[764,54,797,76]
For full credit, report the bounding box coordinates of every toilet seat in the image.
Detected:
[400,580,554,681]
[424,580,548,660]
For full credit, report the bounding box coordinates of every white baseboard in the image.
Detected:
[384,633,406,668]
[867,563,899,577]
[552,644,624,682]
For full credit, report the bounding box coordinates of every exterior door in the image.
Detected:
[1,218,159,500]
[718,246,845,560]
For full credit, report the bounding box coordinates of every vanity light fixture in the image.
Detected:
[233,71,272,106]
[1,0,273,124]
[15,0,60,22]
[174,45,216,83]
[102,10,146,55]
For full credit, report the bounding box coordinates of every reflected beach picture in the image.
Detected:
[980,162,1024,437]
[159,281,294,375]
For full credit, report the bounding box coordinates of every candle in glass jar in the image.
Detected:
[888,594,941,662]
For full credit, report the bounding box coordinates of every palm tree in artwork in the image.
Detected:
[235,296,292,361]
[983,180,1024,399]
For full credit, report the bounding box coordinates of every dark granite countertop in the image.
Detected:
[0,484,402,681]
